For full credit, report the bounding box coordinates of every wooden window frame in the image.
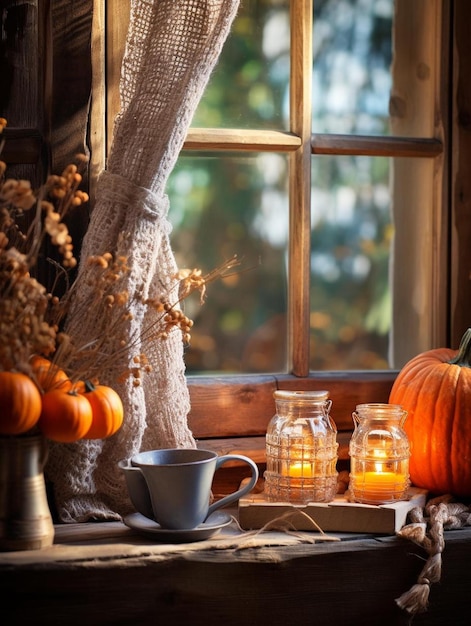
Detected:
[171,0,456,465]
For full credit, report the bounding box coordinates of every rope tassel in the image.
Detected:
[395,497,471,615]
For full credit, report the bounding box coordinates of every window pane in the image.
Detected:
[313,0,438,138]
[191,0,290,130]
[313,0,394,135]
[167,153,289,373]
[310,154,438,370]
[310,154,392,369]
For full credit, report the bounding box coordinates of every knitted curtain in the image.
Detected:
[47,0,240,522]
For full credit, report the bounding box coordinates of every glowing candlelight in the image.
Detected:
[286,462,314,478]
[356,470,407,503]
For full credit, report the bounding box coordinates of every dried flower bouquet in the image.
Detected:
[0,118,239,443]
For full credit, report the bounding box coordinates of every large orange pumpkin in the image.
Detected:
[0,371,42,435]
[389,328,471,497]
[80,381,124,439]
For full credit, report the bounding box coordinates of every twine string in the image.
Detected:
[224,509,341,551]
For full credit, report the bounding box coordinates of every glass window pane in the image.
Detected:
[167,152,289,373]
[313,0,394,135]
[191,0,290,130]
[310,154,392,369]
[310,153,437,371]
[313,0,438,138]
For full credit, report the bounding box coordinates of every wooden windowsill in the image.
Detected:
[1,511,470,625]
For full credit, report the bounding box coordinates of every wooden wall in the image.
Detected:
[1,0,92,284]
[452,0,471,346]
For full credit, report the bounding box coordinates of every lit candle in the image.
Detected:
[287,462,314,477]
[355,470,406,503]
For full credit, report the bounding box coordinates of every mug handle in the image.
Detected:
[206,454,259,519]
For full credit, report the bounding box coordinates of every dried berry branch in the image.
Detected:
[0,119,241,392]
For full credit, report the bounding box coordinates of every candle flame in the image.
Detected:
[373,448,388,473]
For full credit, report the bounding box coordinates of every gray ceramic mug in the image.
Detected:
[118,458,155,520]
[121,448,259,530]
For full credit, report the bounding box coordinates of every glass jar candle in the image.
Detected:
[348,403,411,505]
[264,390,339,503]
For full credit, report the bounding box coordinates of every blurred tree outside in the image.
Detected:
[167,0,394,373]
[310,0,393,369]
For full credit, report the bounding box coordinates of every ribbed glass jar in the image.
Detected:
[264,390,339,503]
[349,403,411,505]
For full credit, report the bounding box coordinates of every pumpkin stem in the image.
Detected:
[84,379,96,393]
[448,328,471,368]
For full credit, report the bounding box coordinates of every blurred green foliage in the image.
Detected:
[168,0,394,373]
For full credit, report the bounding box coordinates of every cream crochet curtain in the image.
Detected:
[47,0,240,522]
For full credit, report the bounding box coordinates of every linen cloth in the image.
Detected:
[47,0,240,522]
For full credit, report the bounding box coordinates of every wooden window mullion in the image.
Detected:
[288,0,313,377]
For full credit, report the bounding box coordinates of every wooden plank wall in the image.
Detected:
[452,0,471,345]
[1,0,92,290]
[1,0,44,183]
[48,0,92,265]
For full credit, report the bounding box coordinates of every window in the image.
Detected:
[103,0,453,378]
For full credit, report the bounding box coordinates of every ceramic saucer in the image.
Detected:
[123,510,232,543]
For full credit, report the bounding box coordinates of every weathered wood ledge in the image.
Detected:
[1,517,470,625]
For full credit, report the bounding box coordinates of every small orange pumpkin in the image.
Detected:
[389,328,471,497]
[80,381,124,439]
[38,389,93,443]
[0,371,42,435]
[30,355,71,392]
